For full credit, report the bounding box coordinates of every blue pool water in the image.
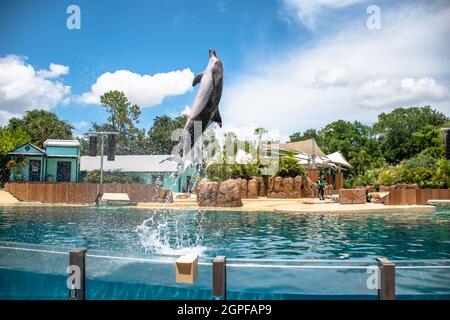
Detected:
[0,206,449,260]
[0,206,449,300]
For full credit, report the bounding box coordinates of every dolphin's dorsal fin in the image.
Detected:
[192,73,203,87]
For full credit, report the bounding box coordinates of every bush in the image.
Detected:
[83,170,143,184]
[206,163,261,182]
[276,156,306,178]
[375,153,449,188]
[345,168,380,188]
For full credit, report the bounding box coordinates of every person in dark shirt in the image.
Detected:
[317,176,325,200]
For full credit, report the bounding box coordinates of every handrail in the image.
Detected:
[1,242,449,267]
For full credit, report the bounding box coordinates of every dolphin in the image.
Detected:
[170,49,224,167]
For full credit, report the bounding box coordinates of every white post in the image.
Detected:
[311,139,316,169]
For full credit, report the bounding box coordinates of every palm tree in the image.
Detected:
[254,127,268,167]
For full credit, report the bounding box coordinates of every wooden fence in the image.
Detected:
[384,188,450,205]
[4,182,169,204]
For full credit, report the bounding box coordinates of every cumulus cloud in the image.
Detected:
[37,63,69,78]
[181,105,191,116]
[313,64,351,87]
[79,68,194,107]
[0,55,71,122]
[220,3,450,138]
[282,0,367,27]
[354,77,448,109]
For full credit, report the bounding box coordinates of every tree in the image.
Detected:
[7,110,73,147]
[289,129,322,145]
[91,90,145,155]
[0,127,31,184]
[100,90,141,132]
[373,106,448,164]
[411,125,445,159]
[277,156,306,178]
[254,127,268,167]
[147,115,188,154]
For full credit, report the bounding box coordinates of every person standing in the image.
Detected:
[317,176,325,200]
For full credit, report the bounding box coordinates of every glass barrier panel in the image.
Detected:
[394,260,450,300]
[0,241,69,300]
[85,250,212,300]
[225,259,379,300]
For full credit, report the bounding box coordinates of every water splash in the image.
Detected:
[135,138,209,256]
[135,210,206,256]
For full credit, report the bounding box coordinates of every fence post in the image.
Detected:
[212,256,226,300]
[376,257,395,300]
[68,248,87,300]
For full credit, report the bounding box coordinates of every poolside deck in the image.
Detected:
[0,189,436,213]
[136,197,436,214]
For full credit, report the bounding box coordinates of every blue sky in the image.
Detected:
[0,0,449,140]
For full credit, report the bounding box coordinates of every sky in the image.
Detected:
[0,0,449,142]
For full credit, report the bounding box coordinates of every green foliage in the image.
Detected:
[289,129,322,145]
[7,110,73,148]
[206,163,261,182]
[100,90,141,130]
[0,127,31,184]
[287,106,448,188]
[205,163,229,182]
[376,153,449,188]
[6,159,26,170]
[147,115,188,154]
[88,90,146,155]
[345,168,381,188]
[83,170,143,184]
[373,106,448,164]
[276,156,306,178]
[0,127,31,155]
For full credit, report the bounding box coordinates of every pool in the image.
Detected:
[0,206,449,299]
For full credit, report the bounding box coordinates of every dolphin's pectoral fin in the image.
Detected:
[192,73,203,87]
[213,110,222,127]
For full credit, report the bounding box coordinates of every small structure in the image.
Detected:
[7,139,81,182]
[175,254,199,284]
[99,193,132,206]
[80,155,196,193]
[266,139,352,189]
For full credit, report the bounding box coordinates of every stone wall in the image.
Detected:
[197,179,242,207]
[197,175,328,206]
[339,189,366,204]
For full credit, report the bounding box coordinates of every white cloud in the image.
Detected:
[282,0,367,27]
[181,105,191,116]
[220,3,450,138]
[313,64,351,87]
[354,77,448,109]
[79,68,194,107]
[37,63,69,78]
[71,120,89,137]
[72,120,88,130]
[0,55,71,122]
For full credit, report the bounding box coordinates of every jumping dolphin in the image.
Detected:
[171,49,224,167]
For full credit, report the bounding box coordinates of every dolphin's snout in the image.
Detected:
[209,48,217,57]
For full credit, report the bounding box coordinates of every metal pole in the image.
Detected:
[100,134,104,188]
[68,248,87,300]
[377,257,396,300]
[311,138,316,169]
[212,256,226,300]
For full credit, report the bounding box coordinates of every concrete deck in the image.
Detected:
[136,197,436,214]
[0,190,19,204]
[0,189,436,214]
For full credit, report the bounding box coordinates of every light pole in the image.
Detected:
[86,131,119,191]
